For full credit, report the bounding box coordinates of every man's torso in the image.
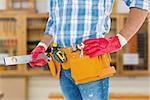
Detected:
[50,0,115,47]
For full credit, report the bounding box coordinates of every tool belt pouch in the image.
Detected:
[69,52,111,82]
[47,53,61,78]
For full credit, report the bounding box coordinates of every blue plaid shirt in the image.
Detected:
[45,0,148,48]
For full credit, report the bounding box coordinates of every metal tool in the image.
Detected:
[0,42,85,65]
[0,53,48,66]
[76,43,85,58]
[52,43,67,63]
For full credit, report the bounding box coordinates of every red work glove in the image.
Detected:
[83,34,127,57]
[29,42,47,68]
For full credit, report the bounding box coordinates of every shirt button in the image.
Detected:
[105,12,109,16]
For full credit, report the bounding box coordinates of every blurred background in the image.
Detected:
[0,0,149,100]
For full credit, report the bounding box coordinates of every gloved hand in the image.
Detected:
[29,42,48,67]
[83,34,127,57]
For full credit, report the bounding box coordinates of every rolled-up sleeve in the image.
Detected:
[123,0,149,11]
[44,0,55,36]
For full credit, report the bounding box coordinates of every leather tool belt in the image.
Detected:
[47,44,116,84]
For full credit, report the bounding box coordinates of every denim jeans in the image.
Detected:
[60,68,109,100]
